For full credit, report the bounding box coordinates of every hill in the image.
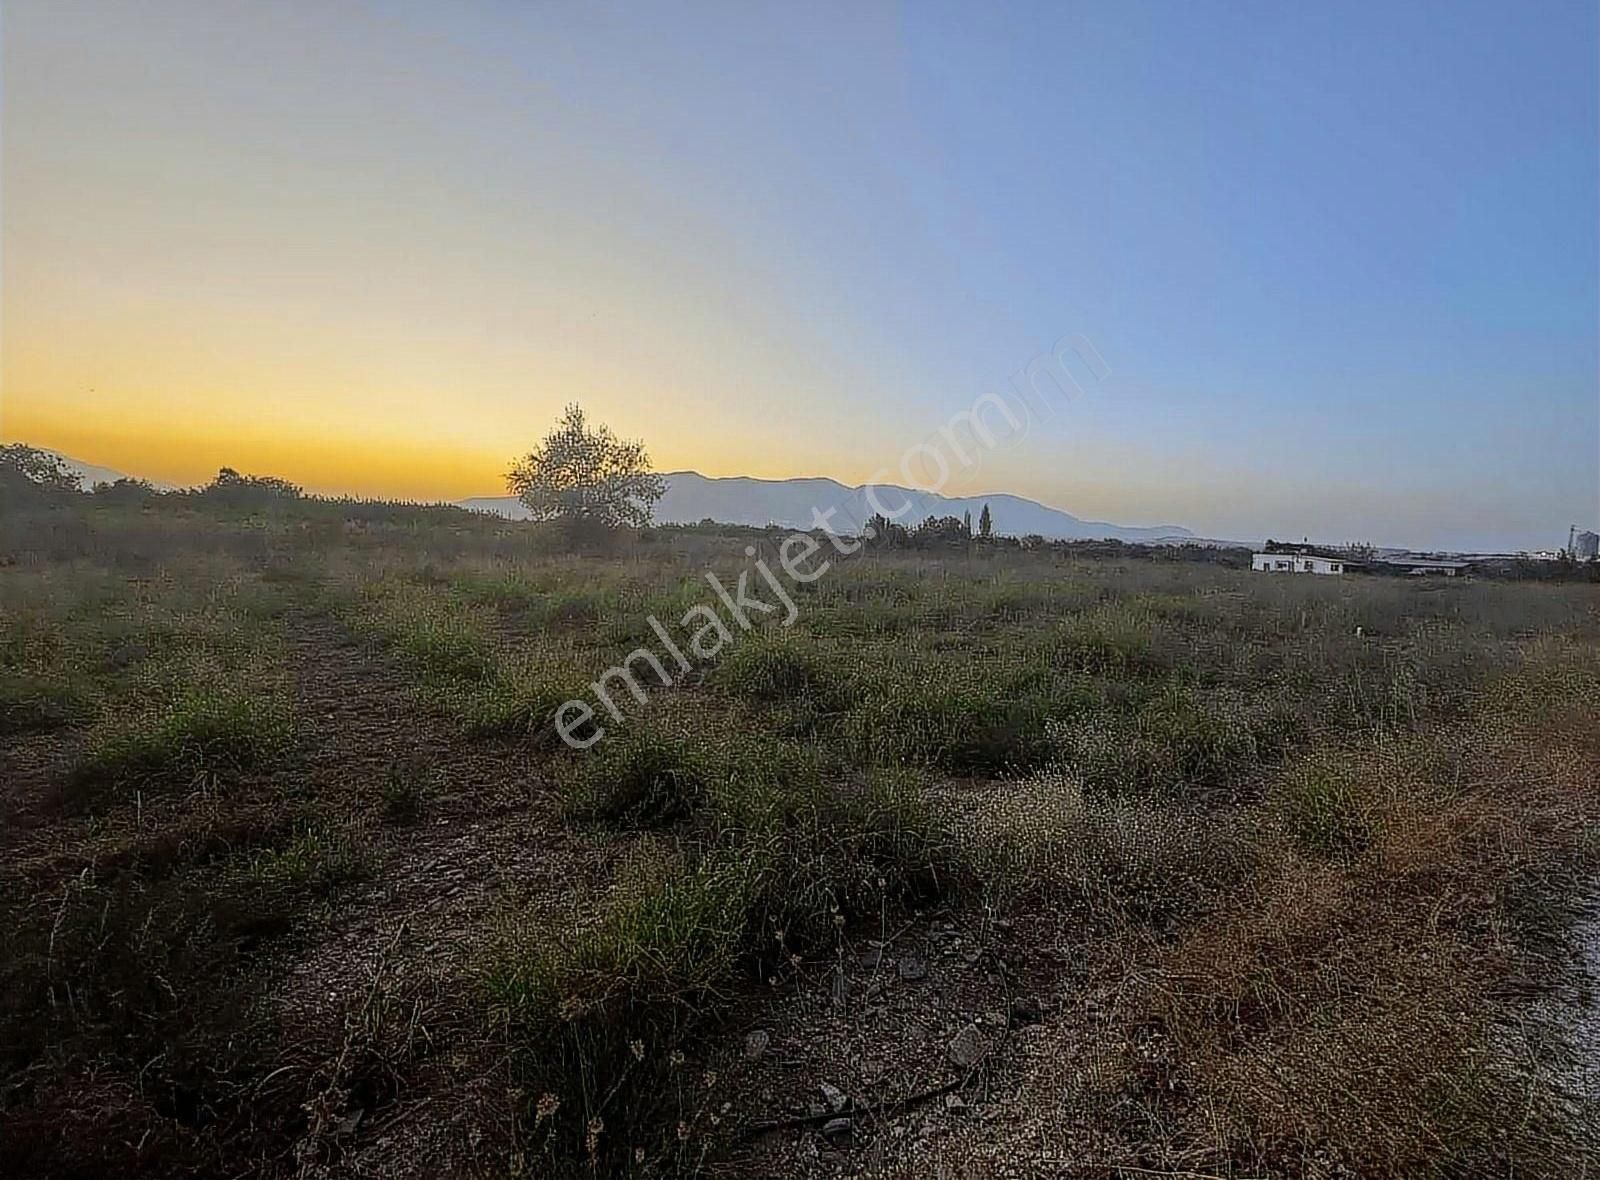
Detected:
[32,449,175,492]
[462,471,1192,542]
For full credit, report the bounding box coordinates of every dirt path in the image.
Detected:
[272,613,626,1178]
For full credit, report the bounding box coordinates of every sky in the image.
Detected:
[2,0,1596,550]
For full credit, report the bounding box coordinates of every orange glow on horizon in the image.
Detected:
[1,407,505,500]
[0,402,907,503]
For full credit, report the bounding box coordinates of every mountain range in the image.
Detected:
[461,471,1192,543]
[31,450,1191,542]
[42,452,170,492]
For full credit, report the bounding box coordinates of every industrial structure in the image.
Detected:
[1377,556,1469,577]
[1570,526,1599,561]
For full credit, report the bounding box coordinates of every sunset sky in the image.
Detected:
[3,1,1596,549]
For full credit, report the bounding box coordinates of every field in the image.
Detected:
[2,492,1598,1178]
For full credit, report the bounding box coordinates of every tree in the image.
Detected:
[91,477,158,506]
[0,444,81,505]
[864,512,908,548]
[911,514,971,548]
[199,467,302,509]
[978,503,993,538]
[506,404,664,530]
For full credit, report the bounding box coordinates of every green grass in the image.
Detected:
[451,653,590,740]
[711,630,853,707]
[70,684,291,804]
[1271,754,1374,857]
[561,725,717,827]
[485,849,761,1168]
[358,580,496,680]
[0,814,372,1173]
[0,669,95,733]
[487,757,952,1169]
[842,670,1071,774]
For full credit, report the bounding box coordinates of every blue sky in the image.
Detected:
[5,0,1596,549]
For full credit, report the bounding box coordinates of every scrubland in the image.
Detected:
[2,495,1597,1177]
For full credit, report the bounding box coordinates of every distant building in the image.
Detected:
[1253,551,1348,575]
[1377,556,1469,577]
[1575,530,1599,561]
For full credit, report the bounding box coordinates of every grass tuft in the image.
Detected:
[70,684,290,804]
[561,726,714,828]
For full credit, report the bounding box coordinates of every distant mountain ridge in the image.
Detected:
[32,450,176,492]
[20,449,1193,541]
[462,471,1192,543]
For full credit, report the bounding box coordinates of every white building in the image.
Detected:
[1253,552,1347,575]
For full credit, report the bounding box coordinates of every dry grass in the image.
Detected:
[2,494,1597,1176]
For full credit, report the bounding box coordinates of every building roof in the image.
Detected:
[1378,556,1471,570]
[1257,546,1363,563]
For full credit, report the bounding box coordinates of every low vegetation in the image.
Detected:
[1,482,1597,1176]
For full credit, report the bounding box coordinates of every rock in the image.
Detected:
[1010,995,1044,1025]
[819,1081,849,1112]
[983,1009,1007,1027]
[821,1117,853,1144]
[947,1022,990,1069]
[898,955,928,982]
[943,1092,967,1111]
[744,1029,771,1060]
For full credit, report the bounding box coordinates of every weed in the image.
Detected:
[845,673,1067,774]
[484,850,760,1168]
[949,772,1254,927]
[562,726,715,828]
[379,762,429,823]
[71,684,291,804]
[0,670,93,733]
[0,817,372,1174]
[713,631,853,709]
[1272,755,1373,857]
